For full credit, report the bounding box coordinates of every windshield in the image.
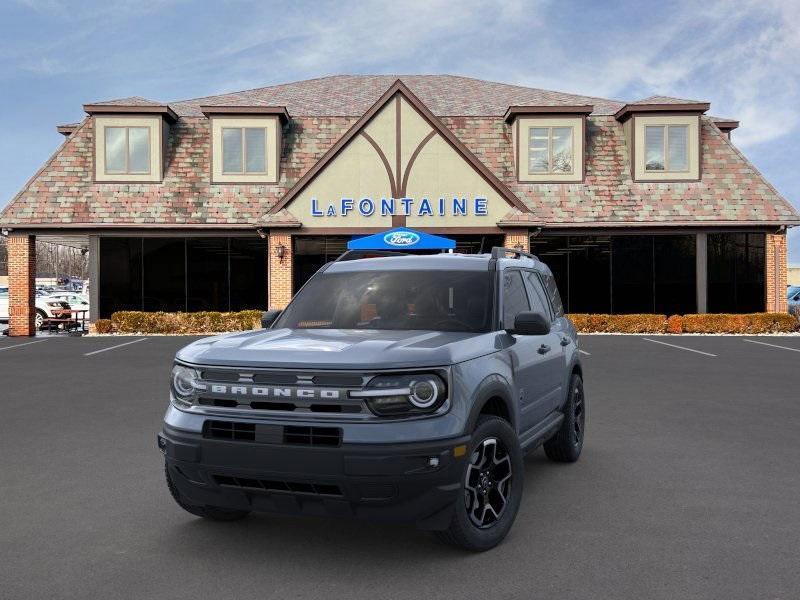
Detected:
[275,269,494,332]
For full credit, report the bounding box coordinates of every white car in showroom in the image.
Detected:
[0,286,73,329]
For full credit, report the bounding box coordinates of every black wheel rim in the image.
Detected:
[573,382,585,446]
[464,437,512,529]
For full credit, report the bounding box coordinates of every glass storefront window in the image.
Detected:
[708,233,765,313]
[98,237,267,318]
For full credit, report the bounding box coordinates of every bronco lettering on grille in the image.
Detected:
[208,384,341,400]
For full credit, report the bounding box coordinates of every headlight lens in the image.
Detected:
[355,373,447,416]
[171,364,200,407]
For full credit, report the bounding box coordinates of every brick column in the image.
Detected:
[503,229,530,252]
[8,234,36,336]
[765,232,788,312]
[268,231,293,309]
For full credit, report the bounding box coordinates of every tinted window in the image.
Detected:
[502,270,530,328]
[541,272,564,317]
[522,271,549,317]
[276,270,494,333]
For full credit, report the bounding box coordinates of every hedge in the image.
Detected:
[100,310,798,335]
[110,310,262,334]
[568,313,799,334]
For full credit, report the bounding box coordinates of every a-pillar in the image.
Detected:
[8,233,36,336]
[765,232,788,312]
[268,231,294,309]
[503,229,530,252]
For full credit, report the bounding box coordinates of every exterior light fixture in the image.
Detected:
[513,243,523,250]
[275,243,286,264]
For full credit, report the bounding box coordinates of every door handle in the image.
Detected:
[538,344,551,354]
[560,336,570,346]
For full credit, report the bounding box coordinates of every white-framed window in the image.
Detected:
[104,126,151,175]
[221,127,268,174]
[644,124,689,172]
[528,126,574,175]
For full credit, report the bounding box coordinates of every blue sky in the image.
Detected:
[1,0,798,261]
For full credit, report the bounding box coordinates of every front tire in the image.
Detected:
[543,373,585,463]
[436,416,523,552]
[35,309,46,330]
[164,463,250,522]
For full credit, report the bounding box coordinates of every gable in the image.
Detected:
[274,83,527,228]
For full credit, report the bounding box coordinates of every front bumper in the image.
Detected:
[159,424,470,530]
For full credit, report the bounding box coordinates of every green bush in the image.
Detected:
[111,310,263,334]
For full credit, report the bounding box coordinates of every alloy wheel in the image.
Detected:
[464,437,513,528]
[573,382,585,445]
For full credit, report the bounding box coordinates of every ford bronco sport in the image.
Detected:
[159,247,585,551]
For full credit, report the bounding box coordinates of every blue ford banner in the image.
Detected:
[347,227,456,251]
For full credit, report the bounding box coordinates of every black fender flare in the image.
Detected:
[464,373,516,434]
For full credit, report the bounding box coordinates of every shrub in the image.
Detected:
[568,312,798,334]
[111,310,263,334]
[665,314,683,334]
[680,313,797,334]
[567,314,666,333]
[94,319,113,334]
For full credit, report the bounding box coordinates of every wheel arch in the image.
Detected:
[465,374,516,434]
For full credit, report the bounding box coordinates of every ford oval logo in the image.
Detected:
[383,231,420,247]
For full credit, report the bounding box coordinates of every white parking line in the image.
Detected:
[743,339,800,353]
[641,337,717,357]
[579,349,591,356]
[84,338,147,356]
[0,339,49,352]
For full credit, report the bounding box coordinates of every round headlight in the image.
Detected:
[171,365,198,399]
[409,379,439,408]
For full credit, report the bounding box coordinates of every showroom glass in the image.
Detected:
[707,233,765,312]
[645,125,688,171]
[275,270,494,332]
[104,126,150,174]
[530,234,701,314]
[528,127,573,174]
[98,237,267,317]
[222,127,267,173]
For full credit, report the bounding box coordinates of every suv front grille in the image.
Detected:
[203,420,342,447]
[204,420,255,441]
[213,475,343,497]
[283,426,342,447]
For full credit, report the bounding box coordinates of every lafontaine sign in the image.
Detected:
[310,196,488,218]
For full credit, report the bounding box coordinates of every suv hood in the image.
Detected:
[176,328,499,370]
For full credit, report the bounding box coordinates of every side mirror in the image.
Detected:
[509,311,551,336]
[261,309,282,329]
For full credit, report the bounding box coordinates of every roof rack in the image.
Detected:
[334,249,410,262]
[490,247,539,261]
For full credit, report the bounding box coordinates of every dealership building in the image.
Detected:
[1,75,797,335]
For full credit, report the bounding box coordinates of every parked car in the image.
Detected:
[788,286,800,315]
[0,288,70,329]
[159,247,584,551]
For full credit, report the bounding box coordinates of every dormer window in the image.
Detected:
[644,124,688,172]
[105,126,151,174]
[202,106,289,184]
[528,126,574,174]
[505,106,591,183]
[222,127,268,174]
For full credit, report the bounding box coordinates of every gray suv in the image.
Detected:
[159,247,585,551]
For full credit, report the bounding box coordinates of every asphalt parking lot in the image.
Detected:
[1,334,799,600]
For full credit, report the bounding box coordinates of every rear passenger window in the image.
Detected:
[541,272,564,317]
[522,271,550,317]
[502,271,530,328]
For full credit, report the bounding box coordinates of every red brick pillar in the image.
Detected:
[268,231,293,309]
[503,229,530,252]
[765,232,788,312]
[8,234,36,336]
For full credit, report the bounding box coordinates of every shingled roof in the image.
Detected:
[1,75,797,229]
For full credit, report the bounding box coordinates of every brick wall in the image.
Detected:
[268,232,293,309]
[503,229,530,253]
[765,232,788,313]
[7,234,36,336]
